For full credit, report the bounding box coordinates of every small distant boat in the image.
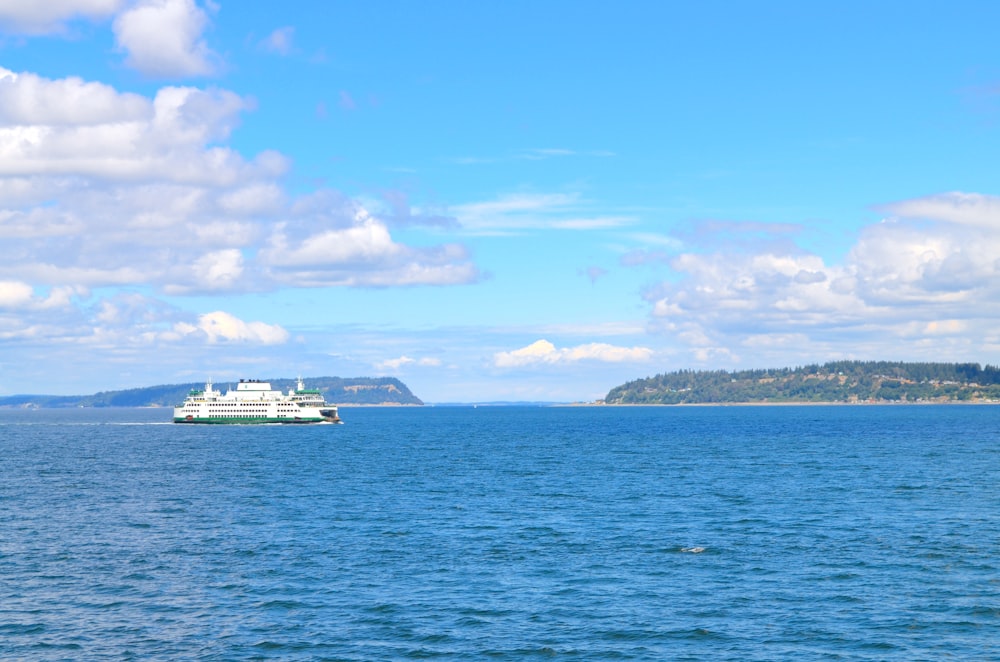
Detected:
[173,378,341,424]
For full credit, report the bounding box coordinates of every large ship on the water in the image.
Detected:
[173,378,341,424]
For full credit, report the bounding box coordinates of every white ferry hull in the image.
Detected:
[172,379,341,425]
[173,414,337,424]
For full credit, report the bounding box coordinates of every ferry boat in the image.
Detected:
[173,378,341,424]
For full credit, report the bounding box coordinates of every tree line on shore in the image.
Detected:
[604,361,1000,404]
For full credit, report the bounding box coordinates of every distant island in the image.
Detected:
[604,361,1000,405]
[0,376,423,408]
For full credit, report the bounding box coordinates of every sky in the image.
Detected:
[1,1,1000,402]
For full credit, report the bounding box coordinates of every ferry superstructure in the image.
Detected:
[173,378,341,424]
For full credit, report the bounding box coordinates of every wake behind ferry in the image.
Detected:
[173,378,341,424]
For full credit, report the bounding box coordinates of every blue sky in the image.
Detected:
[1,1,1000,402]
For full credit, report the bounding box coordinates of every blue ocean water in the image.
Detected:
[1,405,998,660]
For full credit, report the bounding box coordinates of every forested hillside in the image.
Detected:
[0,377,422,408]
[605,361,1000,404]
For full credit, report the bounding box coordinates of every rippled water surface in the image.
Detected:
[1,405,998,659]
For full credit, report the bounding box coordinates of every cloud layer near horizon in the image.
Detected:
[641,192,1000,365]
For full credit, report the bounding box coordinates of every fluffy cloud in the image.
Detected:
[0,69,262,289]
[46,293,288,348]
[494,339,653,368]
[193,311,289,345]
[172,249,245,294]
[0,0,219,79]
[112,0,219,77]
[0,68,480,294]
[640,192,1000,365]
[260,207,480,287]
[0,68,257,182]
[0,69,148,126]
[0,280,35,308]
[849,193,1000,308]
[0,0,123,34]
[0,64,482,389]
[0,281,82,310]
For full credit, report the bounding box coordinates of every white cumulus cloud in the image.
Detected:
[0,68,479,295]
[0,0,220,79]
[194,311,289,345]
[0,70,257,183]
[0,281,82,310]
[168,249,245,294]
[0,280,34,307]
[260,207,480,287]
[494,339,653,368]
[113,0,219,77]
[0,68,149,126]
[0,0,123,34]
[641,193,1000,366]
